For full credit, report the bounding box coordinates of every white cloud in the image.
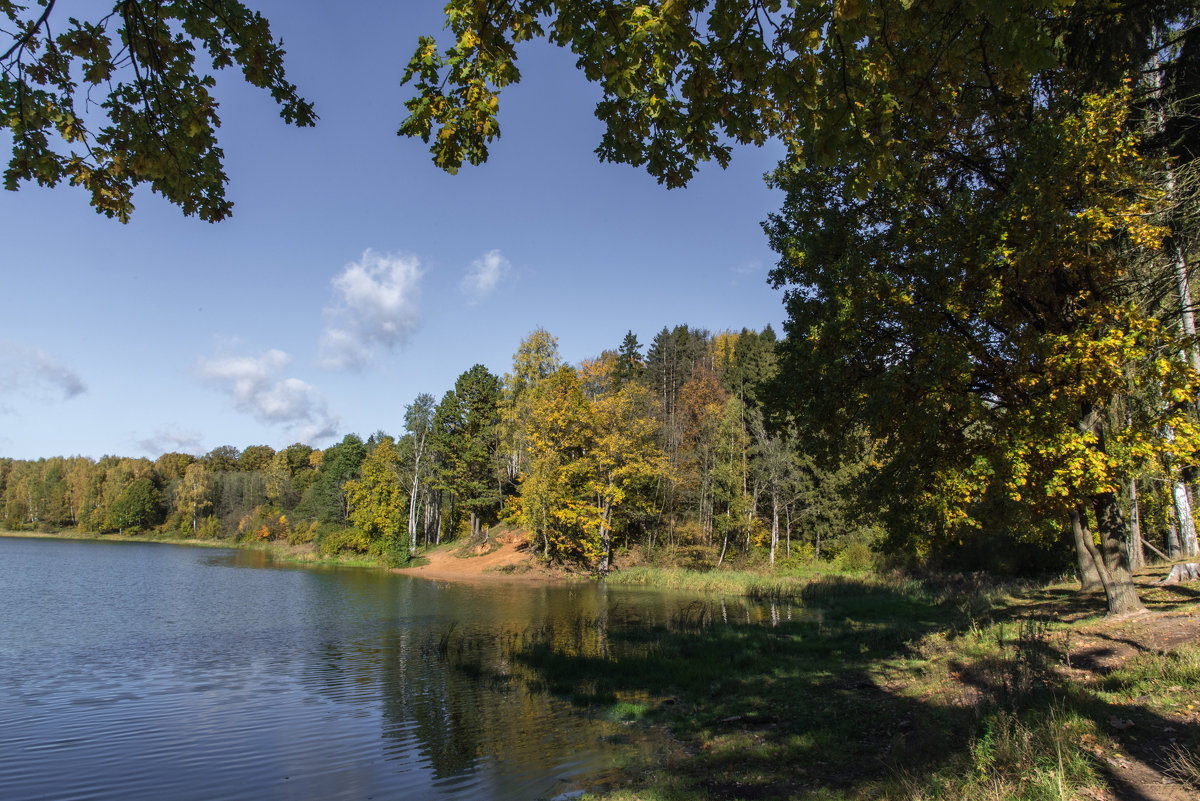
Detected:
[319,249,423,370]
[731,260,764,282]
[199,348,339,444]
[460,249,511,305]
[0,341,86,403]
[136,429,205,457]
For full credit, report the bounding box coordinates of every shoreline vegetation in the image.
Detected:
[567,572,1200,801]
[4,528,1198,799]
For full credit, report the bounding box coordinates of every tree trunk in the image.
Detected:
[1070,505,1104,592]
[1129,477,1144,569]
[1091,491,1146,615]
[597,501,614,574]
[785,503,792,559]
[407,428,425,553]
[1164,220,1200,570]
[1079,406,1145,615]
[408,473,420,553]
[1171,478,1197,557]
[1158,562,1200,583]
[770,491,779,566]
[427,496,436,546]
[1173,240,1200,372]
[1167,512,1182,559]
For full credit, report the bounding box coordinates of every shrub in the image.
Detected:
[316,525,372,556]
[837,540,874,571]
[380,537,410,568]
[286,521,319,545]
[236,507,290,542]
[196,516,224,540]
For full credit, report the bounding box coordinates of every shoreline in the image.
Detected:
[4,530,1197,798]
[391,530,580,584]
[0,528,572,581]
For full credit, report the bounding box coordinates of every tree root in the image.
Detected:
[1156,562,1200,584]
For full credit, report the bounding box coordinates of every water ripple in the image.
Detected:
[0,537,774,801]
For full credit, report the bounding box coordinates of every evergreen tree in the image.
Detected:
[301,434,366,524]
[451,365,503,537]
[613,330,644,387]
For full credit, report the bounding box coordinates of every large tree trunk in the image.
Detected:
[1091,491,1146,616]
[1167,514,1183,559]
[1173,239,1200,372]
[1163,225,1200,578]
[1070,505,1104,592]
[1160,485,1200,584]
[1079,404,1145,615]
[1171,477,1197,556]
[1159,563,1200,583]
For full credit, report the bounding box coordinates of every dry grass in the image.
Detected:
[1164,742,1200,791]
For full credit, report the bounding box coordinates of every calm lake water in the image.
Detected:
[0,537,796,801]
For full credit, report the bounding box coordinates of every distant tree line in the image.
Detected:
[1,324,1196,581]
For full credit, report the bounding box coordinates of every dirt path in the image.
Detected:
[1066,608,1200,801]
[392,529,567,583]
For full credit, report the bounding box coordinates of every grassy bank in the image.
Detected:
[0,528,390,569]
[602,564,990,602]
[0,528,232,548]
[506,572,1200,801]
[5,529,1197,797]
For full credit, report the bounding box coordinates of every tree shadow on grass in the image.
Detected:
[498,577,1200,800]
[1010,577,1200,622]
[496,578,965,798]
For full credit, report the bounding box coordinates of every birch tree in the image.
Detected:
[404,393,436,552]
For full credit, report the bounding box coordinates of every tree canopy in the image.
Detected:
[1,0,314,221]
[398,0,1200,607]
[7,1,1200,604]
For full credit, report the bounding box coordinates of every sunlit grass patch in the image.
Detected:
[1101,641,1200,695]
[504,571,1200,801]
[604,700,651,722]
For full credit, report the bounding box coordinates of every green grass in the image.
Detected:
[507,574,1199,801]
[1101,641,1200,696]
[11,528,1197,799]
[604,700,652,722]
[0,528,399,569]
[1,528,231,548]
[603,564,881,599]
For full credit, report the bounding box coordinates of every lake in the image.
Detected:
[0,537,795,800]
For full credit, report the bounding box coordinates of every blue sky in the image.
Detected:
[0,2,787,460]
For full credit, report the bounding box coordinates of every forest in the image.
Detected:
[7,3,1200,798]
[3,319,1198,596]
[1,325,813,566]
[6,1,1200,624]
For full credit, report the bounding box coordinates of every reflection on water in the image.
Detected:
[0,538,799,801]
